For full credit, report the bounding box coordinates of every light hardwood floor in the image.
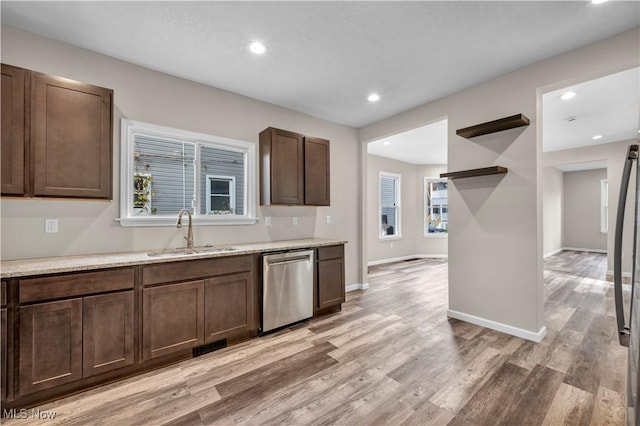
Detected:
[3,251,627,425]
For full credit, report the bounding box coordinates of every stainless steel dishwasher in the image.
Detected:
[262,250,314,333]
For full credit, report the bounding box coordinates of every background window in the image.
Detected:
[380,172,401,238]
[425,177,448,234]
[601,179,608,233]
[206,175,236,214]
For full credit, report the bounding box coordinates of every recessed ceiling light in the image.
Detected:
[560,91,576,100]
[592,134,603,140]
[368,93,380,102]
[383,141,391,146]
[249,42,266,55]
[592,0,608,4]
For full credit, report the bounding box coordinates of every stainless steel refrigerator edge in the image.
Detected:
[614,143,640,426]
[262,250,314,333]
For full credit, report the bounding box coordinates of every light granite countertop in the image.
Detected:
[0,238,347,279]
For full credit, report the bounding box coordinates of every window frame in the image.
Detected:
[424,177,448,237]
[119,119,256,227]
[601,178,608,234]
[379,171,402,240]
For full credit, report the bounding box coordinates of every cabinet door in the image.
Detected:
[260,127,304,205]
[204,272,253,343]
[142,281,204,360]
[31,72,112,198]
[83,291,135,377]
[19,299,83,395]
[317,258,345,311]
[1,64,26,195]
[304,136,330,206]
[1,307,7,401]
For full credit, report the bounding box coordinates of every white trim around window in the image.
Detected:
[119,119,257,227]
[424,176,448,237]
[601,179,608,234]
[379,171,401,240]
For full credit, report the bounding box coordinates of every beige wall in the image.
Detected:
[0,26,362,286]
[563,169,608,251]
[366,156,448,263]
[360,29,639,338]
[543,167,564,256]
[542,139,636,274]
[367,154,417,262]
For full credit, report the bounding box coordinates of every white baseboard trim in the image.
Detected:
[346,282,369,292]
[606,270,632,278]
[562,247,607,254]
[544,248,563,258]
[447,309,547,343]
[368,254,448,266]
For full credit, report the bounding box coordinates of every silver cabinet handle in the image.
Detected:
[267,255,311,266]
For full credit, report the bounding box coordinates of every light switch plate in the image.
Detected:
[264,216,272,227]
[326,215,331,224]
[45,219,59,233]
[292,217,298,226]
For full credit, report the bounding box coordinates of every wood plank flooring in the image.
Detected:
[3,250,627,425]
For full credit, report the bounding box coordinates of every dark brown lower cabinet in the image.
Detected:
[83,291,135,377]
[19,299,83,395]
[19,291,136,395]
[1,306,8,401]
[142,280,205,360]
[204,272,253,343]
[316,245,346,312]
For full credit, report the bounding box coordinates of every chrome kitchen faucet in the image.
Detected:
[176,208,194,250]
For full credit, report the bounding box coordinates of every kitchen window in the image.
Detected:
[119,119,256,226]
[425,177,448,235]
[380,172,401,239]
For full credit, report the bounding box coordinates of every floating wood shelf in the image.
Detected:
[440,166,508,179]
[456,114,530,139]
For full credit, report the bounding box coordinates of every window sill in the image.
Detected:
[424,233,448,238]
[117,216,259,227]
[379,235,402,241]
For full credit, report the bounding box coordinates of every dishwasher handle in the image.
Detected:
[266,255,311,266]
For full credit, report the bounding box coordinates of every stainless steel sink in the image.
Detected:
[147,245,238,257]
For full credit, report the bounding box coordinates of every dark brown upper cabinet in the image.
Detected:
[260,127,304,205]
[304,136,330,206]
[32,72,113,198]
[1,64,27,195]
[259,127,330,206]
[1,64,113,199]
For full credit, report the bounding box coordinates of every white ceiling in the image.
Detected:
[367,119,448,165]
[542,67,640,152]
[2,1,639,129]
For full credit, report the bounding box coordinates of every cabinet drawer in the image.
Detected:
[19,268,134,303]
[142,255,253,286]
[317,245,344,261]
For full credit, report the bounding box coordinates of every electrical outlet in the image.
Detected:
[45,219,59,233]
[292,216,298,226]
[326,215,331,224]
[390,242,394,248]
[264,216,272,227]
